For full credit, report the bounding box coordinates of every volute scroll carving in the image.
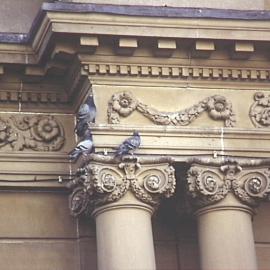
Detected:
[187,159,270,209]
[108,91,236,127]
[187,167,230,207]
[67,154,176,217]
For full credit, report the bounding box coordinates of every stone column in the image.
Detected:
[186,158,270,270]
[68,154,176,270]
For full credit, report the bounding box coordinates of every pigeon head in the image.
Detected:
[86,95,95,105]
[78,104,89,116]
[133,131,140,136]
[84,129,93,139]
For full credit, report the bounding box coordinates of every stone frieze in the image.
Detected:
[108,91,236,127]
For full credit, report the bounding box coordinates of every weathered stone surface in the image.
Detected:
[0,1,270,270]
[0,0,45,33]
[0,192,76,238]
[60,0,265,10]
[0,240,79,270]
[253,202,270,242]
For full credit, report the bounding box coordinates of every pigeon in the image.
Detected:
[75,95,96,137]
[69,131,94,161]
[115,131,141,157]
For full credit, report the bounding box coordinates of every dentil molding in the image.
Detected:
[83,63,270,83]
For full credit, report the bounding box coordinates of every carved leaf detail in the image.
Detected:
[250,92,270,127]
[0,115,65,151]
[187,162,270,209]
[67,155,176,217]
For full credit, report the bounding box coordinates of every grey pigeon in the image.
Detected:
[115,131,141,157]
[75,95,96,137]
[69,131,94,161]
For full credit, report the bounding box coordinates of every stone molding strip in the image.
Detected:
[0,91,68,104]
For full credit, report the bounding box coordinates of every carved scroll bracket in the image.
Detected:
[67,154,176,217]
[108,91,236,127]
[0,115,65,151]
[187,158,270,209]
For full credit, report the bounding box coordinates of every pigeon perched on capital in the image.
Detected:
[75,95,96,137]
[115,131,141,157]
[69,131,94,161]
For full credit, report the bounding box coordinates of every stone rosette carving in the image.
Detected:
[67,154,176,217]
[0,115,65,151]
[108,91,236,127]
[187,159,270,208]
[250,92,270,127]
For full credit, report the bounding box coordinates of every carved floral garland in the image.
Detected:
[0,115,65,151]
[108,91,236,127]
[250,92,270,127]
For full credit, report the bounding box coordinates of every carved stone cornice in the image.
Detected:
[107,91,235,127]
[2,3,270,114]
[187,158,270,209]
[67,154,176,217]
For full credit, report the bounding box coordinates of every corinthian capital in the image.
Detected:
[67,154,176,217]
[187,158,270,209]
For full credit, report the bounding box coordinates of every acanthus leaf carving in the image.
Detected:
[0,115,65,151]
[108,91,236,127]
[67,154,176,217]
[187,159,270,209]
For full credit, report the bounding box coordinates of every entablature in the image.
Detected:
[1,2,270,185]
[0,3,270,113]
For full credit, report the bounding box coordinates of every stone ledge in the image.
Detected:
[90,125,270,158]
